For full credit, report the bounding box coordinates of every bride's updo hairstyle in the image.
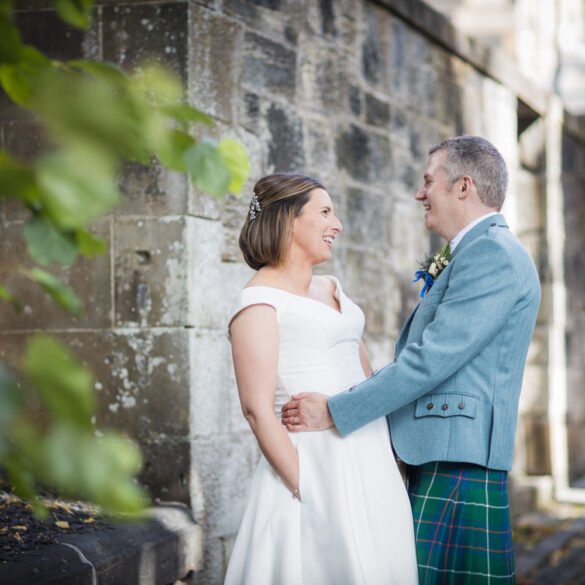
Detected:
[240,173,324,270]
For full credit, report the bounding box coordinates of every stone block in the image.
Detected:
[116,160,189,217]
[139,438,191,503]
[190,434,259,536]
[0,218,112,331]
[223,0,303,46]
[186,216,253,328]
[345,187,385,245]
[299,42,349,114]
[102,3,188,78]
[360,3,389,88]
[114,217,188,327]
[388,16,409,100]
[90,329,191,439]
[305,121,336,182]
[348,85,362,116]
[0,328,192,498]
[242,32,297,101]
[189,6,242,122]
[189,328,234,438]
[14,8,86,61]
[344,248,391,338]
[390,107,410,151]
[266,103,305,172]
[365,93,390,126]
[335,124,391,185]
[220,195,248,264]
[239,92,261,134]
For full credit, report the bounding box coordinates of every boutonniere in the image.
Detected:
[412,242,451,298]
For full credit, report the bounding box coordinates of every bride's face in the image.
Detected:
[290,188,343,265]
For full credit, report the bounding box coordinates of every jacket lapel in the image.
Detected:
[395,304,419,357]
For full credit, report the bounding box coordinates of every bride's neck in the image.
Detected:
[262,262,313,295]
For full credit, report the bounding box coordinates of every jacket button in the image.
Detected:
[426,402,434,410]
[441,404,449,411]
[458,402,465,409]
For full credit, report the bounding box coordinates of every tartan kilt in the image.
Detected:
[407,461,516,585]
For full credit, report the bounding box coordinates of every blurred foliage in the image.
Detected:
[0,0,250,515]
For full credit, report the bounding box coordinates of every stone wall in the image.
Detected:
[2,1,585,583]
[562,129,585,480]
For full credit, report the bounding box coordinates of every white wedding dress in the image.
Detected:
[225,277,418,585]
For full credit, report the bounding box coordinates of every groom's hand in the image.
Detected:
[281,393,333,432]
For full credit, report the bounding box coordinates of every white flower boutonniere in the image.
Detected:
[413,242,451,298]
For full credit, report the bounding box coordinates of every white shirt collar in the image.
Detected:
[450,212,499,252]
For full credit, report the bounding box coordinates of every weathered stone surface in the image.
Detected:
[190,434,259,537]
[114,217,188,327]
[299,38,349,114]
[187,216,253,327]
[335,124,391,184]
[266,103,305,171]
[361,3,389,87]
[348,85,362,116]
[139,438,191,502]
[242,32,297,100]
[365,93,390,126]
[345,187,385,245]
[102,3,188,77]
[14,8,86,60]
[189,6,242,122]
[117,160,189,217]
[0,219,112,331]
[189,328,234,438]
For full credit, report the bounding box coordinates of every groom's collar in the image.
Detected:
[450,212,499,252]
[450,212,508,257]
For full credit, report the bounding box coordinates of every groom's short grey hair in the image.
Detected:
[429,136,508,210]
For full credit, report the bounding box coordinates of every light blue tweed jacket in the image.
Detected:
[328,214,541,471]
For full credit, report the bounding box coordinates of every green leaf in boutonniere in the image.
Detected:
[413,242,451,298]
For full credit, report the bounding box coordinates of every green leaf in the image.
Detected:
[0,366,23,428]
[54,0,94,29]
[24,215,78,266]
[0,0,14,17]
[24,268,83,316]
[185,140,231,198]
[218,138,250,194]
[0,151,37,201]
[69,59,127,85]
[38,69,153,163]
[161,103,214,127]
[76,228,106,257]
[0,46,51,108]
[38,150,119,229]
[132,64,183,107]
[156,129,195,172]
[24,334,94,427]
[0,12,21,64]
[40,427,146,514]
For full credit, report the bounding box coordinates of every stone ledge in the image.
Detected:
[0,504,202,585]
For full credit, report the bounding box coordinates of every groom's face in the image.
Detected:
[415,149,459,240]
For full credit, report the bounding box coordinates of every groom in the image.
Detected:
[282,136,541,584]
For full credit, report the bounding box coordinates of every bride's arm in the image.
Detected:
[359,340,374,377]
[230,304,300,499]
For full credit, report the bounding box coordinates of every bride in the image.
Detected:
[225,173,418,584]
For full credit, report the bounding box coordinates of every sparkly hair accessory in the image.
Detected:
[249,193,262,221]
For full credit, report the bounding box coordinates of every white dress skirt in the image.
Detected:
[225,277,418,585]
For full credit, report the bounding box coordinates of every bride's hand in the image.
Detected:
[281,392,333,432]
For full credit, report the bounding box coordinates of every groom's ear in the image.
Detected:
[458,175,473,198]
